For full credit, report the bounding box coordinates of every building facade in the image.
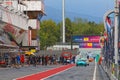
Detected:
[0,0,45,52]
[22,0,45,50]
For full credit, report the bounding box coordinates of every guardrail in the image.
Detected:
[101,60,119,80]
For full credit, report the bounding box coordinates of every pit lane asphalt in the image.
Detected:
[45,62,110,80]
[0,65,62,80]
[0,62,110,80]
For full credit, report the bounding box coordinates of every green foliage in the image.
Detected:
[39,18,104,50]
[39,19,60,50]
[71,18,104,36]
[65,18,72,42]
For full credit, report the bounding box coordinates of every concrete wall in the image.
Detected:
[0,5,28,30]
[36,50,78,56]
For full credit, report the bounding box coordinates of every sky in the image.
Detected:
[42,0,114,23]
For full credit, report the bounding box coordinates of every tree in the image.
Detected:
[65,18,72,42]
[39,20,59,50]
[39,18,104,50]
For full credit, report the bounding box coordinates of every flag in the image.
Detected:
[106,16,111,33]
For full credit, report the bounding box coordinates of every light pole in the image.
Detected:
[62,0,65,43]
[114,0,119,79]
[114,0,119,65]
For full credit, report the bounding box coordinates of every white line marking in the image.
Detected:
[93,61,97,80]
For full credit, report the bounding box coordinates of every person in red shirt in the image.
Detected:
[20,54,25,67]
[98,56,103,65]
[45,55,49,66]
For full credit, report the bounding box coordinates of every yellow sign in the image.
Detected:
[25,51,31,55]
[84,37,89,41]
[87,43,92,46]
[31,49,36,53]
[25,51,35,55]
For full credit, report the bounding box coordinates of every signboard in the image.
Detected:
[72,35,100,43]
[79,42,101,48]
[72,35,101,48]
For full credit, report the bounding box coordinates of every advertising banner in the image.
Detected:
[79,42,101,48]
[72,35,100,43]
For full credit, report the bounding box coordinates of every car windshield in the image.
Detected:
[78,59,86,62]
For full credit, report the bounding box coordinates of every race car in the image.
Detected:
[76,58,89,66]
